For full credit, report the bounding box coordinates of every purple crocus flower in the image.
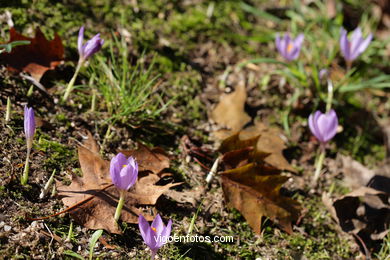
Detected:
[24,105,35,150]
[308,109,338,144]
[77,26,104,61]
[110,153,138,191]
[139,214,172,259]
[275,33,304,61]
[340,27,372,62]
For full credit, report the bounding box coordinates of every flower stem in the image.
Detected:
[114,189,125,222]
[151,251,156,260]
[63,61,83,102]
[325,79,333,113]
[21,148,31,185]
[346,60,352,71]
[312,146,326,186]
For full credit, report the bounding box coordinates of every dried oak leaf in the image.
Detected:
[57,132,181,234]
[119,144,170,174]
[220,122,296,172]
[221,163,301,234]
[331,186,390,253]
[211,83,251,140]
[0,27,64,81]
[219,123,300,234]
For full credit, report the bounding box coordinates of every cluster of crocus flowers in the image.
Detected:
[308,109,338,184]
[63,26,104,101]
[110,153,138,221]
[275,33,304,61]
[139,214,172,260]
[340,27,372,68]
[22,105,36,185]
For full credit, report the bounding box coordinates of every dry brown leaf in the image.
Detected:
[0,27,64,82]
[220,122,296,173]
[331,186,390,252]
[211,84,251,139]
[221,176,300,234]
[57,132,181,234]
[164,186,205,207]
[220,141,300,234]
[119,144,170,174]
[340,155,375,190]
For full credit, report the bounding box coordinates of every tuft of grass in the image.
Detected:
[86,34,170,126]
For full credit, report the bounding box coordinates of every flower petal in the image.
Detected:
[139,215,156,249]
[339,28,350,61]
[151,214,165,237]
[78,26,85,57]
[316,110,338,143]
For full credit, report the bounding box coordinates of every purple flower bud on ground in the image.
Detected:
[308,109,338,144]
[340,27,372,62]
[138,214,172,258]
[77,26,104,61]
[319,69,328,80]
[24,105,35,149]
[110,153,138,191]
[275,33,304,61]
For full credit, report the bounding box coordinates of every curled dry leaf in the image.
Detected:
[0,27,64,82]
[57,132,181,234]
[211,83,251,140]
[331,186,390,253]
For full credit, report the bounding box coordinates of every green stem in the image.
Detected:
[114,189,125,222]
[21,148,31,185]
[346,60,352,72]
[63,61,83,102]
[312,147,326,186]
[325,79,334,113]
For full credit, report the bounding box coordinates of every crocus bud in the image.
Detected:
[308,109,338,144]
[340,27,372,62]
[275,33,304,61]
[319,69,329,80]
[24,105,35,150]
[138,214,172,259]
[110,153,138,191]
[77,26,104,62]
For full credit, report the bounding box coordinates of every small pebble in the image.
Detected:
[4,225,12,232]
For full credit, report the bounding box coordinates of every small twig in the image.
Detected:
[193,157,211,172]
[352,233,371,260]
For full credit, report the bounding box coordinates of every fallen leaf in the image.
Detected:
[211,83,251,139]
[219,131,300,234]
[221,176,300,234]
[57,132,181,234]
[0,27,64,81]
[119,144,170,174]
[340,155,375,190]
[164,186,205,207]
[220,121,296,173]
[331,186,390,252]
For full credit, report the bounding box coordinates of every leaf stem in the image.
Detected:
[63,60,83,102]
[114,189,125,222]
